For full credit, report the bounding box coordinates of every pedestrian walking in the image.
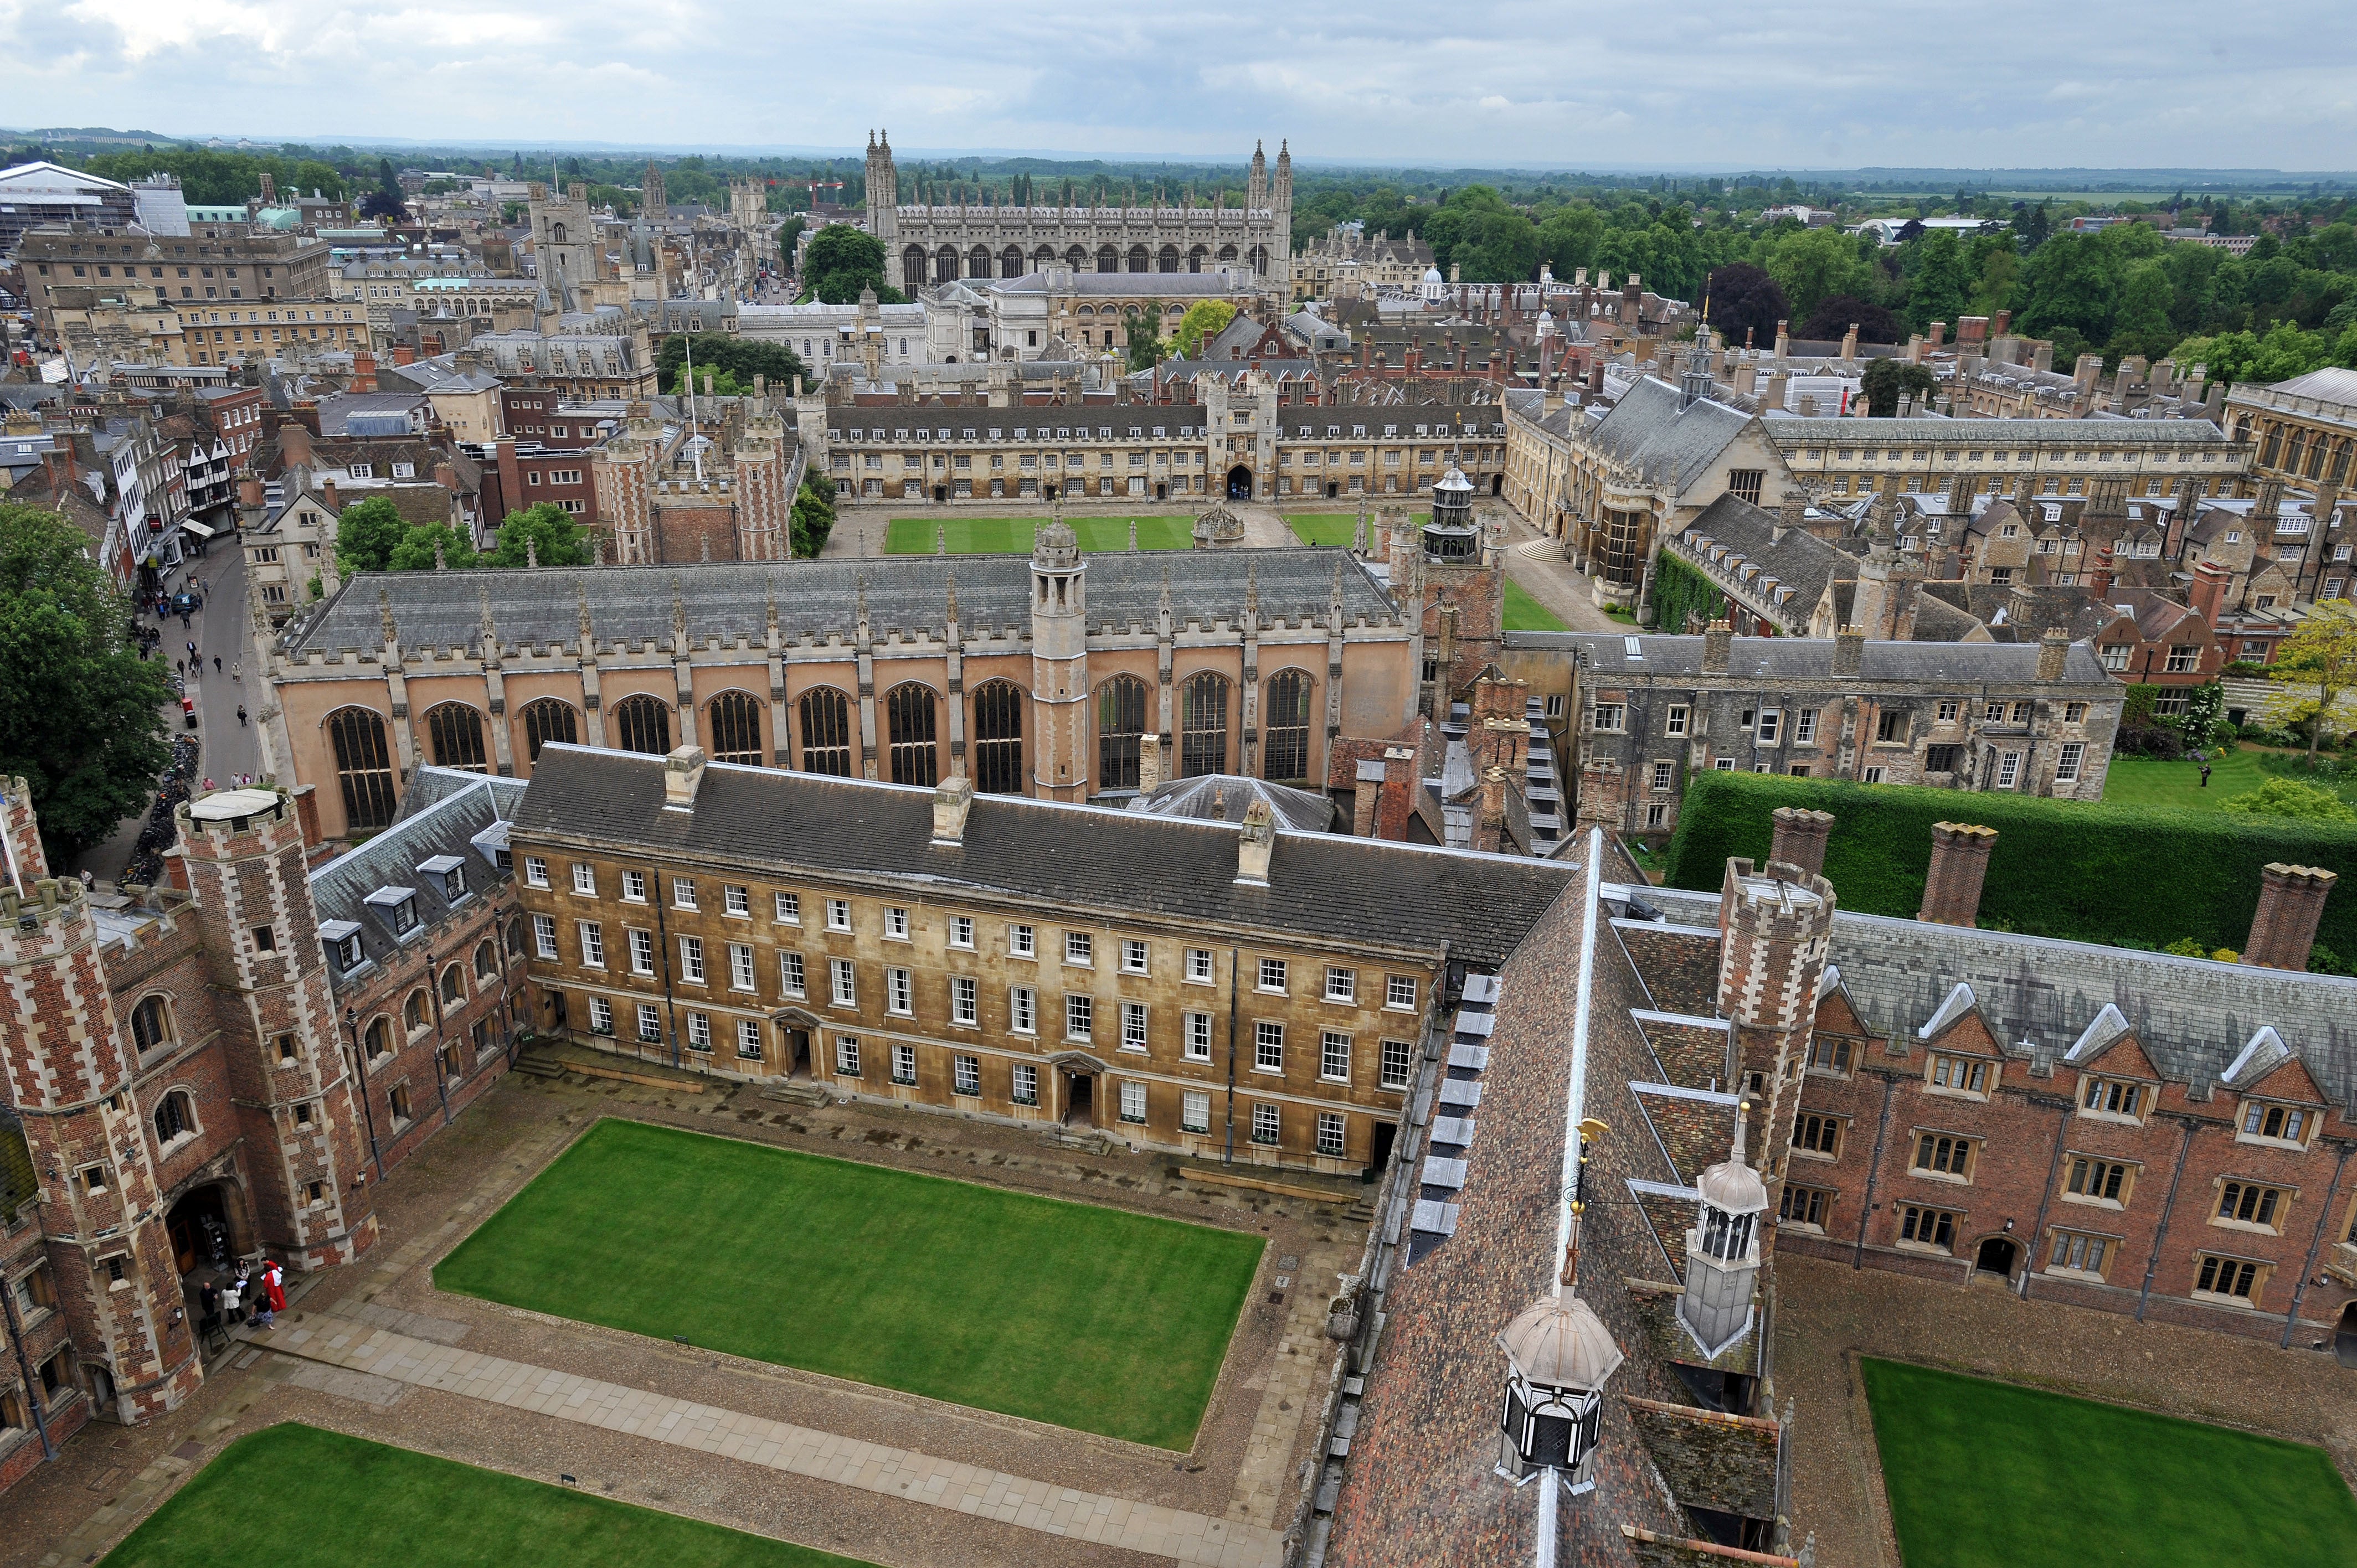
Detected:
[199,1279,220,1328]
[213,655,222,673]
[254,1260,285,1328]
[231,661,242,682]
[236,705,248,727]
[187,640,198,661]
[175,657,185,674]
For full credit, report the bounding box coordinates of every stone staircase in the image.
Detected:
[759,1077,838,1109]
[1040,1122,1121,1157]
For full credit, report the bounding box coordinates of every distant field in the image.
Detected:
[884,516,1195,554]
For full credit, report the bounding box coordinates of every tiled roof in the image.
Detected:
[284,549,1403,657]
[308,769,524,992]
[511,746,1578,970]
[1764,416,2230,446]
[1528,631,2117,689]
[1583,377,1753,494]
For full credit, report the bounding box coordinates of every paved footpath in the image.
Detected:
[266,1309,1284,1568]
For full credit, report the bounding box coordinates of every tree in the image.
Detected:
[790,473,836,559]
[1795,293,1903,344]
[334,496,409,574]
[486,503,590,568]
[358,155,405,222]
[1700,263,1788,350]
[1172,300,1237,359]
[2218,777,2357,824]
[0,502,174,864]
[1859,357,1939,417]
[1536,204,1604,277]
[656,333,808,394]
[800,224,905,305]
[2262,599,2357,768]
[1900,229,1971,333]
[385,522,478,572]
[1761,226,1876,322]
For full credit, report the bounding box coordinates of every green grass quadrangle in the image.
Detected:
[434,1119,1263,1448]
[1859,1358,2357,1568]
[1502,579,1569,632]
[883,515,1196,554]
[1284,513,1362,546]
[105,1423,873,1568]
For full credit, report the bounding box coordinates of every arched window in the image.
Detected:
[2258,426,2280,467]
[1263,669,1314,783]
[1216,244,1238,265]
[503,917,524,957]
[706,690,764,766]
[440,964,465,1005]
[1097,675,1149,791]
[1033,245,1056,269]
[153,1090,194,1145]
[327,706,397,832]
[610,694,672,755]
[474,940,496,982]
[364,1016,393,1060]
[969,245,992,279]
[1248,245,1269,276]
[2287,430,2308,477]
[518,698,579,762]
[936,246,960,283]
[130,994,173,1055]
[1158,244,1180,273]
[1188,244,1208,273]
[1181,672,1230,777]
[799,688,854,775]
[550,223,567,245]
[2332,440,2351,483]
[405,989,431,1031]
[903,245,927,285]
[971,680,1025,795]
[1002,245,1025,278]
[425,703,487,772]
[1127,244,1150,274]
[1065,245,1086,271]
[1095,244,1118,274]
[886,683,939,786]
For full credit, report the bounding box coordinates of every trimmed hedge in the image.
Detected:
[1660,770,2357,960]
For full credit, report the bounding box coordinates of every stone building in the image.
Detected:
[864,131,1294,292]
[0,767,527,1488]
[13,224,333,338]
[252,524,1428,840]
[589,393,802,564]
[511,741,1574,1173]
[1531,625,2122,837]
[1288,224,1435,304]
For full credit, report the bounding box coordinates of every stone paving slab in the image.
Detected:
[270,1310,1285,1568]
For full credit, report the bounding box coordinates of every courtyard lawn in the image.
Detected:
[435,1119,1262,1448]
[2100,749,2271,813]
[882,515,1196,554]
[1284,513,1362,546]
[105,1423,873,1568]
[1860,1358,2357,1568]
[1502,579,1570,632]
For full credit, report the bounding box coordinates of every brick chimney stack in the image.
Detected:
[2036,627,2070,683]
[2189,559,2230,630]
[2088,542,2117,599]
[1768,807,1835,881]
[1919,822,1998,927]
[1702,619,1733,673]
[2242,863,2337,971]
[1375,745,1418,842]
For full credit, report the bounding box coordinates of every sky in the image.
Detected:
[7,0,2355,171]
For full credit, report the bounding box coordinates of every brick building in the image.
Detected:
[0,768,526,1489]
[13,224,333,337]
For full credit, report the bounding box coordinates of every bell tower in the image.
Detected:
[1029,511,1089,801]
[866,131,899,287]
[1679,1107,1768,1358]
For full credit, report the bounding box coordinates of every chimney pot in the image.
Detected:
[2242,863,2337,971]
[662,744,708,809]
[1919,822,1998,927]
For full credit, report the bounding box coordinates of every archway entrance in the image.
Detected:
[1155,482,1166,501]
[1063,1071,1096,1128]
[166,1184,233,1277]
[1325,482,1339,499]
[1491,474,1504,496]
[1227,465,1253,499]
[2337,1303,2357,1370]
[1974,1236,2018,1277]
[933,485,947,503]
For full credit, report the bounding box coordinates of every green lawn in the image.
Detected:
[2100,749,2271,813]
[1503,578,1570,632]
[882,515,1196,554]
[105,1423,873,1568]
[435,1120,1262,1448]
[1861,1358,2357,1568]
[1284,513,1363,546]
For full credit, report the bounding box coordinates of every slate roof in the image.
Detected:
[1582,376,1754,493]
[512,746,1578,969]
[1529,631,2116,688]
[1673,493,1854,621]
[1128,773,1338,833]
[1622,886,2357,1108]
[1763,416,2230,447]
[2266,367,2357,410]
[308,768,524,992]
[284,549,1403,656]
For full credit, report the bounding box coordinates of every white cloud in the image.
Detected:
[3,0,2353,167]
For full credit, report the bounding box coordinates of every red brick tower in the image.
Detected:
[173,790,377,1271]
[1715,855,1837,1228]
[0,778,202,1422]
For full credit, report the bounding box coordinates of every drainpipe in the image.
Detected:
[2135,1117,2200,1322]
[1223,945,1240,1166]
[2282,1138,2355,1349]
[422,946,454,1127]
[343,1005,384,1181]
[1851,1065,1898,1269]
[0,1263,59,1461]
[649,871,684,1069]
[2018,1095,2074,1298]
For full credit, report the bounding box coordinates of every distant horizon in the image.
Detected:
[7,128,2354,188]
[7,0,2351,170]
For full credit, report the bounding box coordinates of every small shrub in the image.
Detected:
[2163,937,2209,958]
[2219,777,2357,824]
[2212,948,2241,963]
[2113,725,2185,759]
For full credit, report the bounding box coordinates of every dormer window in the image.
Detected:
[363,886,420,937]
[2239,1101,2310,1148]
[320,919,366,971]
[2080,1076,2145,1122]
[419,854,467,902]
